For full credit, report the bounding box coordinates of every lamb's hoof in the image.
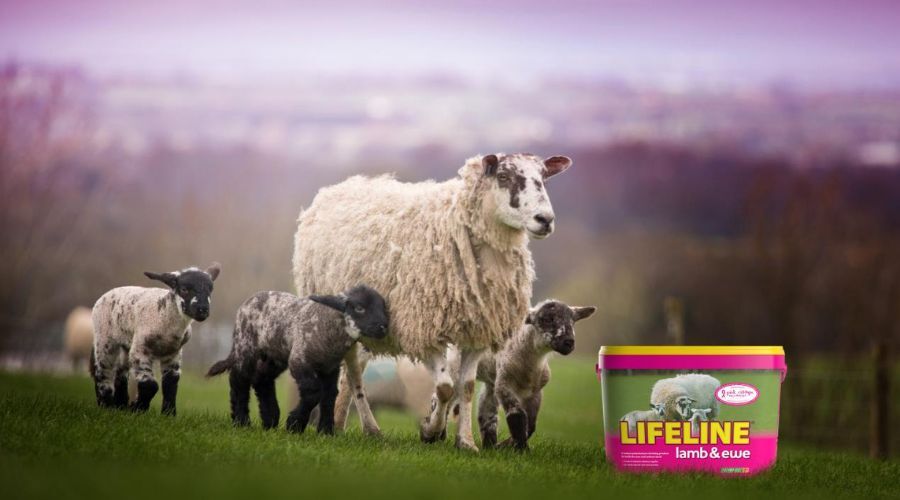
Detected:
[454,435,480,452]
[363,426,383,438]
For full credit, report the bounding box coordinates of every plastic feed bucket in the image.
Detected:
[597,346,787,476]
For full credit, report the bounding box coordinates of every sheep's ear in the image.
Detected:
[144,271,178,289]
[482,154,499,177]
[205,262,221,281]
[543,156,572,179]
[571,306,596,322]
[524,311,535,325]
[310,294,347,313]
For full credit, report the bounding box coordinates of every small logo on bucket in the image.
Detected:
[716,383,759,406]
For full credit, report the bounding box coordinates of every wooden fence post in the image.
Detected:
[871,341,889,460]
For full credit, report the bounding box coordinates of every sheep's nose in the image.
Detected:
[197,305,209,317]
[562,338,574,350]
[534,213,555,228]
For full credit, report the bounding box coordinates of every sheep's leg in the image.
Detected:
[113,365,129,409]
[478,383,499,449]
[287,367,321,434]
[92,344,118,408]
[316,368,340,435]
[228,368,252,427]
[419,351,455,443]
[524,390,542,441]
[340,346,381,436]
[452,348,485,451]
[160,352,182,416]
[497,386,528,451]
[253,358,283,429]
[128,350,158,413]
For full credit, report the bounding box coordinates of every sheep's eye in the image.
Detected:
[180,286,188,294]
[354,306,365,314]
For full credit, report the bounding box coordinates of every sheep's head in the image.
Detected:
[675,396,697,420]
[651,403,666,418]
[145,262,221,321]
[311,284,389,340]
[525,299,596,355]
[480,153,572,239]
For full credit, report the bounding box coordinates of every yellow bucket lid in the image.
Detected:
[599,345,784,356]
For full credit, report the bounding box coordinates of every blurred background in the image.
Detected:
[1,0,897,457]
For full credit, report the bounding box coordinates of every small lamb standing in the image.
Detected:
[689,408,712,436]
[473,300,596,450]
[206,285,388,434]
[650,373,721,421]
[91,263,220,414]
[621,404,666,435]
[64,306,93,372]
[293,153,573,450]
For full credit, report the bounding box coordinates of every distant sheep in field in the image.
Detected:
[469,300,596,450]
[650,373,721,421]
[64,307,93,372]
[91,263,220,414]
[293,153,573,450]
[207,286,388,434]
[621,404,666,435]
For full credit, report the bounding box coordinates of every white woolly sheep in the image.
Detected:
[689,407,713,436]
[91,263,220,413]
[467,300,596,450]
[64,306,93,372]
[621,403,666,435]
[207,286,388,434]
[650,373,721,421]
[292,153,573,450]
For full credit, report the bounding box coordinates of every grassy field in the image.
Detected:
[1,358,897,500]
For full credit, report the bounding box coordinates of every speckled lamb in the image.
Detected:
[473,299,595,450]
[91,263,221,414]
[206,286,388,434]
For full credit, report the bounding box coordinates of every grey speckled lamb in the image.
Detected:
[207,285,388,434]
[91,263,221,414]
[474,299,595,450]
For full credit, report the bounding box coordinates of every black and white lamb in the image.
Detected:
[91,263,221,414]
[206,285,389,434]
[472,299,595,450]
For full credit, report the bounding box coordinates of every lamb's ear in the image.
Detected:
[205,262,221,281]
[543,156,572,179]
[144,271,178,289]
[310,294,347,313]
[571,306,597,322]
[482,154,499,177]
[524,311,535,325]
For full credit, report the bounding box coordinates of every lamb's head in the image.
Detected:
[310,284,389,340]
[525,299,596,355]
[690,408,712,422]
[651,403,666,418]
[480,153,572,239]
[144,262,221,321]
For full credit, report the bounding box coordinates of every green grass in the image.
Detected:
[1,358,897,500]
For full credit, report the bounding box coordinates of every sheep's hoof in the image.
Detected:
[363,426,383,438]
[454,435,480,452]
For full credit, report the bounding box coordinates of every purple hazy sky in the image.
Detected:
[2,0,899,86]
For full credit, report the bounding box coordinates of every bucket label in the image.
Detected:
[716,383,759,405]
[601,369,781,476]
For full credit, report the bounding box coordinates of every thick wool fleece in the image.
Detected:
[292,157,535,360]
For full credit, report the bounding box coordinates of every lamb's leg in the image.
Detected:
[253,357,283,429]
[340,346,381,436]
[128,349,158,412]
[286,367,321,434]
[524,390,542,441]
[229,367,252,427]
[160,352,182,416]
[316,368,340,435]
[452,348,485,451]
[497,385,528,451]
[420,350,455,444]
[478,383,499,449]
[92,343,118,408]
[113,365,129,409]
